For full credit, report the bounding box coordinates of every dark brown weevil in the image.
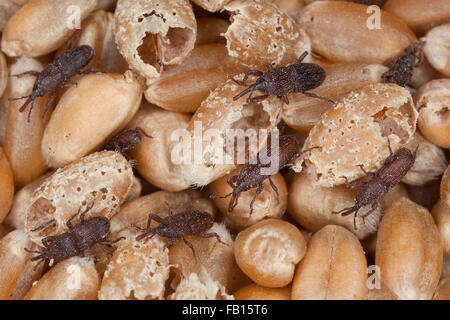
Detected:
[135,204,225,261]
[382,41,425,88]
[231,51,334,105]
[26,204,123,269]
[214,134,318,215]
[103,127,152,155]
[332,142,417,229]
[9,45,96,122]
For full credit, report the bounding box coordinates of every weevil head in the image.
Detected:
[77,45,95,65]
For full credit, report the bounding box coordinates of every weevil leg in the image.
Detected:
[341,175,364,189]
[249,183,264,216]
[66,213,78,229]
[199,232,227,246]
[209,191,233,199]
[10,71,40,78]
[32,258,46,271]
[297,51,309,63]
[228,191,241,213]
[268,176,279,202]
[358,164,375,177]
[233,85,256,101]
[360,202,379,225]
[248,94,270,103]
[289,146,322,164]
[332,205,359,217]
[182,237,197,262]
[232,70,264,86]
[41,91,57,122]
[230,76,247,87]
[26,99,35,123]
[387,137,393,156]
[302,91,335,105]
[78,201,95,223]
[31,219,56,232]
[15,95,32,112]
[164,202,174,216]
[8,95,29,101]
[228,193,238,213]
[100,237,125,247]
[135,230,155,242]
[24,248,43,255]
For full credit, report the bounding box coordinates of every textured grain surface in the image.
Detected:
[99,234,170,300]
[25,151,133,245]
[224,0,310,69]
[294,83,417,187]
[115,0,196,83]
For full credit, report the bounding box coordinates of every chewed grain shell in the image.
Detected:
[115,0,197,83]
[224,0,311,69]
[293,83,418,187]
[181,77,282,187]
[168,269,234,300]
[25,151,133,246]
[99,233,170,300]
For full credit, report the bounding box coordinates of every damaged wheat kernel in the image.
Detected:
[24,151,133,246]
[168,270,233,300]
[294,83,418,187]
[224,0,311,69]
[114,0,197,83]
[180,76,282,187]
[99,233,170,300]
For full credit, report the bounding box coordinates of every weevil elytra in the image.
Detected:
[231,51,334,105]
[9,45,96,122]
[136,204,225,261]
[333,141,417,229]
[26,203,123,269]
